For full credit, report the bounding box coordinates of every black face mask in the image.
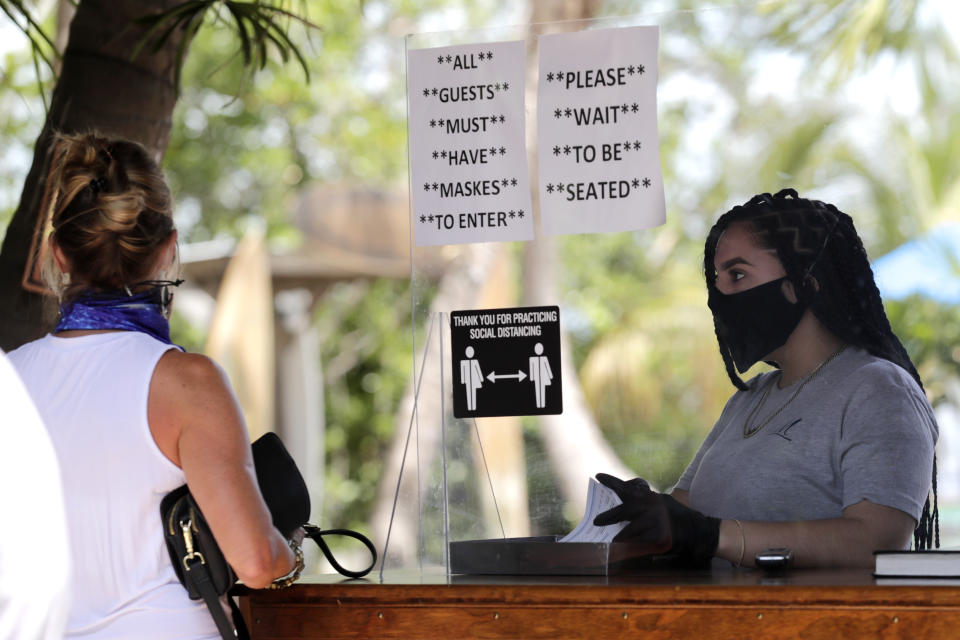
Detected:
[707,277,807,374]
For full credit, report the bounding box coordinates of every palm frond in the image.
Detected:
[227,1,315,81]
[225,2,253,66]
[0,0,59,110]
[754,0,948,88]
[131,0,318,93]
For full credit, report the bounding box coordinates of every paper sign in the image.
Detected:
[450,306,562,418]
[537,26,666,236]
[407,41,534,246]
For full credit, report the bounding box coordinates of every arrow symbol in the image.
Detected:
[486,370,527,383]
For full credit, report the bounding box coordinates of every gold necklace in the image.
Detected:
[742,345,848,438]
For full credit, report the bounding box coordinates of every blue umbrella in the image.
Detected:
[872,223,960,305]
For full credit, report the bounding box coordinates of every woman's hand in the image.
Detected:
[594,473,720,563]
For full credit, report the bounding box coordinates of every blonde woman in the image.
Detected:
[9,133,299,638]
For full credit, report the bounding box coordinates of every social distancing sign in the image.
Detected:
[450,306,563,418]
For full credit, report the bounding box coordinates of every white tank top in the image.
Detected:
[9,332,221,639]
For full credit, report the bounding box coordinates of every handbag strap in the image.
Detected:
[304,524,378,579]
[178,522,375,640]
[184,558,238,640]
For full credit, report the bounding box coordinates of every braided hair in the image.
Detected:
[703,188,939,549]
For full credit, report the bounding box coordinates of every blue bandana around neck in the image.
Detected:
[56,287,177,346]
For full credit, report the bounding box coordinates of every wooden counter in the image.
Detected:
[238,568,960,639]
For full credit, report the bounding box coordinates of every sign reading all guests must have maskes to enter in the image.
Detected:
[537,26,665,236]
[407,41,534,247]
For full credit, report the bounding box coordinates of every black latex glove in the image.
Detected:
[593,472,720,563]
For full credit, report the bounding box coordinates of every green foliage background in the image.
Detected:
[314,279,413,532]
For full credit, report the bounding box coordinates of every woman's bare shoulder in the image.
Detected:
[149,350,241,436]
[153,350,229,397]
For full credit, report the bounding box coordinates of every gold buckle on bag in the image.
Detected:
[180,518,206,569]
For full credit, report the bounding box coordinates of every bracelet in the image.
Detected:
[265,538,304,590]
[733,519,745,568]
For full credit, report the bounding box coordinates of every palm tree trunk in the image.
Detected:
[54,1,77,73]
[523,0,634,510]
[0,0,191,350]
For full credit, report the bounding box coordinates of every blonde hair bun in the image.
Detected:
[48,132,175,300]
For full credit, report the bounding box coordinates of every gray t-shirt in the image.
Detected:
[675,347,937,523]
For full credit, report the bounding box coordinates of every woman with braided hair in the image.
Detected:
[594,189,938,568]
[8,132,302,638]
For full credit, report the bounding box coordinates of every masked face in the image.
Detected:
[710,223,806,373]
[708,278,807,373]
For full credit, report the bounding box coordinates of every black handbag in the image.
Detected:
[160,432,378,640]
